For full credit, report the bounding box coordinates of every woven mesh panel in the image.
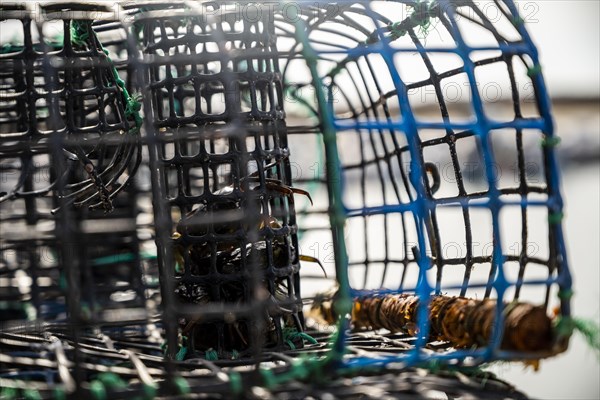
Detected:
[135,3,305,358]
[278,0,570,365]
[0,3,146,327]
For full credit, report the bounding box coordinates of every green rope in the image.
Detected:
[53,388,66,400]
[260,355,321,389]
[283,328,319,349]
[229,371,243,395]
[175,345,188,361]
[558,288,574,300]
[256,16,356,392]
[541,136,561,147]
[573,318,600,353]
[70,20,91,47]
[205,349,219,361]
[297,22,352,359]
[80,302,93,321]
[22,389,41,400]
[173,377,190,395]
[0,387,17,400]
[1,43,25,53]
[283,85,326,242]
[70,20,142,133]
[101,46,143,131]
[90,379,106,400]
[511,16,525,26]
[555,316,600,355]
[142,383,157,400]
[526,64,542,77]
[66,20,142,211]
[92,251,157,266]
[0,38,63,54]
[285,340,296,350]
[548,211,564,225]
[97,372,127,391]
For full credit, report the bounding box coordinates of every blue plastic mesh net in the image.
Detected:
[281,0,571,366]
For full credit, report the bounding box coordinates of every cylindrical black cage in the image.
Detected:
[0,3,146,329]
[134,3,305,358]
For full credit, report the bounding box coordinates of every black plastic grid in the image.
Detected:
[276,1,564,310]
[0,2,148,329]
[0,326,527,399]
[132,2,305,359]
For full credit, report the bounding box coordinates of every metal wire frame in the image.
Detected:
[276,0,571,368]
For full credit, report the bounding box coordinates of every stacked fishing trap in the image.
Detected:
[0,1,571,398]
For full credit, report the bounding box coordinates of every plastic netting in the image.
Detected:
[278,0,571,367]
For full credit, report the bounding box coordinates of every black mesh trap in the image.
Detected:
[0,2,146,326]
[133,2,306,359]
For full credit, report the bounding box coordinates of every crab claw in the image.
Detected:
[289,187,313,206]
[262,180,314,205]
[299,255,327,278]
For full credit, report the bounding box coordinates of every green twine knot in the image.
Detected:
[173,377,190,395]
[548,211,564,225]
[283,328,318,350]
[229,371,243,395]
[125,95,143,128]
[388,21,408,41]
[70,20,91,47]
[175,336,188,361]
[527,64,543,77]
[512,16,525,26]
[175,345,188,361]
[22,389,41,400]
[90,380,106,400]
[0,387,18,400]
[53,388,66,400]
[541,136,561,147]
[162,335,188,361]
[205,348,219,360]
[558,289,574,300]
[361,0,437,45]
[98,372,127,391]
[390,0,437,41]
[143,383,157,400]
[425,359,443,374]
